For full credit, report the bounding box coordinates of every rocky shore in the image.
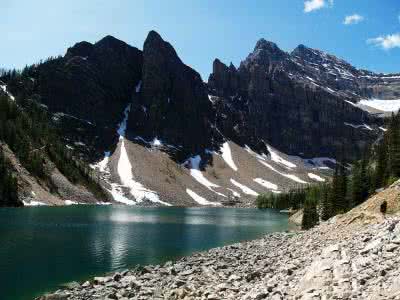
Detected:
[39,214,400,300]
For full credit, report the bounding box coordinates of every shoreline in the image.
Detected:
[38,215,400,300]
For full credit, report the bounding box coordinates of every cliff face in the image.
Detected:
[127,31,220,161]
[33,36,143,158]
[15,32,390,163]
[208,40,384,160]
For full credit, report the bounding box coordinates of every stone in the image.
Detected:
[386,243,398,252]
[36,216,400,300]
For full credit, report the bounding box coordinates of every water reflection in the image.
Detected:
[0,206,287,300]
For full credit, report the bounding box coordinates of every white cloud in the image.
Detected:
[367,33,400,50]
[304,0,330,13]
[343,14,364,25]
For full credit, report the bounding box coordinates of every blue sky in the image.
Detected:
[1,0,399,80]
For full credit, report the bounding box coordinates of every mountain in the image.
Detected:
[1,31,398,207]
[208,40,393,160]
[127,31,220,161]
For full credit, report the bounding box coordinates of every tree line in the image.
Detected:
[0,147,20,207]
[0,72,107,206]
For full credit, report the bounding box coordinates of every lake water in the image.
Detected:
[0,206,288,300]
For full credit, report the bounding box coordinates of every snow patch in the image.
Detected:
[244,145,266,161]
[308,173,326,182]
[344,122,373,131]
[23,200,46,206]
[152,138,162,147]
[272,190,282,194]
[227,188,241,198]
[266,145,296,169]
[379,127,387,132]
[135,81,142,93]
[109,183,136,205]
[359,99,400,112]
[253,178,278,190]
[91,151,110,173]
[220,142,238,171]
[344,100,357,107]
[185,155,227,198]
[65,200,79,205]
[259,161,309,184]
[0,85,15,101]
[117,139,171,206]
[110,103,171,206]
[230,179,259,196]
[52,112,94,126]
[186,188,221,206]
[187,156,218,189]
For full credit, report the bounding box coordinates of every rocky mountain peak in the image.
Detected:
[241,38,287,70]
[128,31,217,160]
[65,41,94,59]
[96,35,127,48]
[208,59,239,97]
[143,30,182,65]
[254,38,281,53]
[291,44,329,64]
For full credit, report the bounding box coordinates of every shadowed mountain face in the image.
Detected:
[127,31,221,161]
[5,31,394,164]
[31,36,143,158]
[208,40,390,160]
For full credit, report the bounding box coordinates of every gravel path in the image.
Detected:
[38,216,400,300]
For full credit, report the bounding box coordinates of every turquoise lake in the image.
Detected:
[0,206,288,300]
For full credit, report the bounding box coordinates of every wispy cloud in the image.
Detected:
[367,33,400,50]
[304,0,333,13]
[343,14,364,25]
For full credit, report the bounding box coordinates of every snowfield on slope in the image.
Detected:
[186,155,227,198]
[220,142,238,171]
[253,178,279,190]
[117,139,171,206]
[230,179,259,196]
[259,161,309,184]
[359,99,400,112]
[96,101,171,206]
[308,173,326,182]
[266,145,296,169]
[186,189,221,206]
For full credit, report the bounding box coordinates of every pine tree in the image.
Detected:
[337,163,348,213]
[0,148,19,207]
[374,136,388,189]
[388,113,400,179]
[329,163,348,214]
[320,184,333,221]
[302,197,319,230]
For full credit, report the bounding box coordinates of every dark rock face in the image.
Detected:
[208,59,239,97]
[35,36,143,158]
[127,31,220,160]
[209,40,384,159]
[12,32,397,163]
